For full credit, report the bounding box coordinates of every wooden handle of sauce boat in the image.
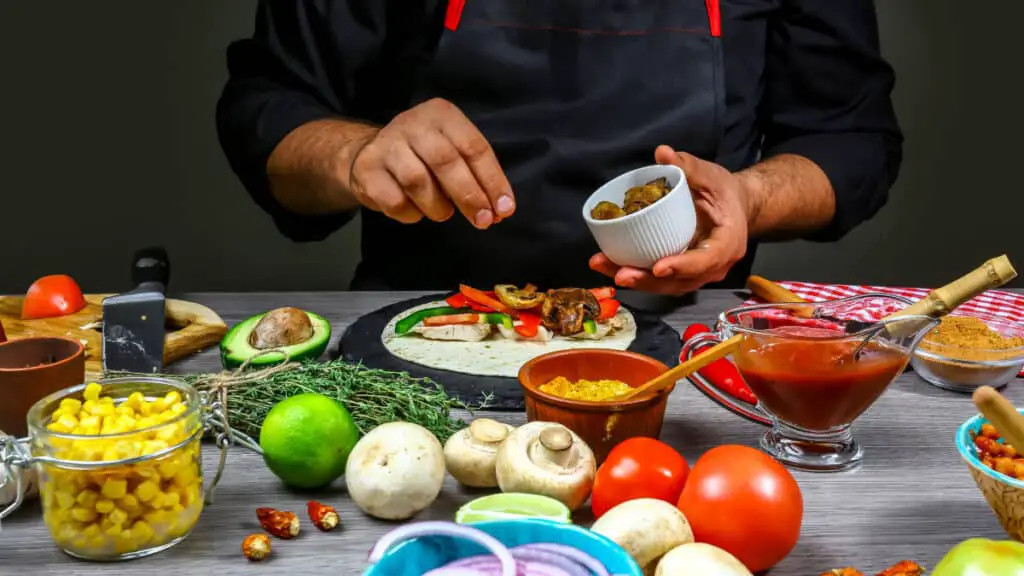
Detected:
[887,255,1017,321]
[746,275,808,304]
[616,335,745,401]
[973,385,1024,452]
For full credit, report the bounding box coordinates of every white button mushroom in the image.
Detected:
[655,543,754,576]
[344,421,446,521]
[494,421,596,512]
[444,418,516,488]
[590,498,695,572]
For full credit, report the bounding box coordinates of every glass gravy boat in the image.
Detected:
[682,294,939,472]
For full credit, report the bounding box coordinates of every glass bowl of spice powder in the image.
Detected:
[911,312,1024,393]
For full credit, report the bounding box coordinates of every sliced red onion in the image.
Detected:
[367,521,515,576]
[422,568,489,576]
[512,544,610,576]
[429,557,574,576]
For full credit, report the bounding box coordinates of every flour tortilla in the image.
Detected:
[381,300,638,378]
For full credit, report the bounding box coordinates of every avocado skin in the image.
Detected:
[220,310,332,370]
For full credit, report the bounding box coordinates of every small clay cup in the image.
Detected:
[518,349,674,465]
[0,337,86,437]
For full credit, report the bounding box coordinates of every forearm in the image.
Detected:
[266,118,380,215]
[735,154,836,241]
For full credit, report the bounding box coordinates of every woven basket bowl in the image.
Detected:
[957,409,1024,542]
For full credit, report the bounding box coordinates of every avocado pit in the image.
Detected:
[249,307,314,349]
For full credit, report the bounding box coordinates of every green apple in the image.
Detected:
[932,538,1024,576]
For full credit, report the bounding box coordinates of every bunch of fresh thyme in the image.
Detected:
[108,360,490,442]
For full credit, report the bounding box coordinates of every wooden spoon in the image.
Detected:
[611,334,744,401]
[972,385,1024,451]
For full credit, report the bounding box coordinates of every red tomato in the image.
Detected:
[590,437,690,519]
[21,275,87,320]
[677,445,803,573]
[598,299,621,320]
[589,287,616,300]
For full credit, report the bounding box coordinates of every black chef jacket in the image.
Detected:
[216,0,902,292]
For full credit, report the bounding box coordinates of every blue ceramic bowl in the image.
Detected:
[363,518,643,576]
[956,409,1024,541]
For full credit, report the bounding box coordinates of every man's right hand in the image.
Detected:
[348,98,515,229]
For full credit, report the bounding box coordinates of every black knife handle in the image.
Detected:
[132,247,170,292]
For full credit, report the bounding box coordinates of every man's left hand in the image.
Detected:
[590,145,755,296]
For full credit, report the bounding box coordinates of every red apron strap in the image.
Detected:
[445,0,467,31]
[705,0,721,37]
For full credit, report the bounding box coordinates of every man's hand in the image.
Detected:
[589,145,756,296]
[349,98,515,229]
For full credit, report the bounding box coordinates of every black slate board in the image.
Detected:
[334,293,682,410]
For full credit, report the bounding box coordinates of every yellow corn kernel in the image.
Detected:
[173,465,196,488]
[55,491,76,510]
[135,480,159,502]
[92,402,115,417]
[143,510,170,526]
[161,492,180,509]
[131,520,154,543]
[55,523,77,543]
[119,493,139,508]
[141,440,168,455]
[136,416,157,430]
[108,506,129,525]
[79,415,101,432]
[87,535,107,550]
[60,396,83,413]
[71,536,88,550]
[83,382,102,402]
[164,391,181,406]
[115,405,135,417]
[105,522,123,537]
[99,395,115,405]
[81,523,101,538]
[137,401,153,416]
[71,506,98,523]
[95,498,115,514]
[76,489,99,508]
[151,398,169,413]
[101,478,128,500]
[169,403,187,417]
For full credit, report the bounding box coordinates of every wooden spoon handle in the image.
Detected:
[746,275,808,304]
[973,385,1024,451]
[618,335,744,400]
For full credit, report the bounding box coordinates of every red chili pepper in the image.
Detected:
[459,285,511,313]
[514,312,542,338]
[590,287,616,301]
[598,299,621,321]
[683,323,757,405]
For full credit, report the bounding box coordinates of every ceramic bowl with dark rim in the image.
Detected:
[518,348,673,465]
[364,518,642,576]
[0,337,86,437]
[956,408,1024,542]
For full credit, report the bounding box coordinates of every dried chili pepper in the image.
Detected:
[876,561,924,576]
[307,500,341,532]
[820,570,864,576]
[242,533,272,561]
[256,507,300,539]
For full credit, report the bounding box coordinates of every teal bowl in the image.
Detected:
[956,409,1024,541]
[363,518,642,575]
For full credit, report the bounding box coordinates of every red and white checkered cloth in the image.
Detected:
[742,281,1024,376]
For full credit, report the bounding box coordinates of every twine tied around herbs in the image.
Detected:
[192,348,294,504]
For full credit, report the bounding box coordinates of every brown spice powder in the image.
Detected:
[920,316,1024,362]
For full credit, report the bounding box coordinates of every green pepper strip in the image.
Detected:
[395,306,462,335]
[483,313,514,329]
[583,319,597,334]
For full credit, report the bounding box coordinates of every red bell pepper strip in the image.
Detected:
[598,299,621,320]
[682,323,758,405]
[423,313,481,326]
[445,293,494,312]
[590,287,616,301]
[459,285,511,313]
[514,312,542,338]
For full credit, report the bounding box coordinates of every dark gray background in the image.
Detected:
[1,2,1020,294]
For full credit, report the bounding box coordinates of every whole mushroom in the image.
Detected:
[444,418,516,488]
[495,421,596,511]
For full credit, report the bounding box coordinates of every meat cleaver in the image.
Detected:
[102,247,170,373]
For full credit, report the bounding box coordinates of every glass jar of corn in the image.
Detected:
[0,376,259,561]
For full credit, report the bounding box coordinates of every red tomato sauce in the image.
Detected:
[733,329,908,431]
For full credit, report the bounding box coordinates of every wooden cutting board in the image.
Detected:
[0,294,228,378]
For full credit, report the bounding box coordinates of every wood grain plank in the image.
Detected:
[0,290,1020,575]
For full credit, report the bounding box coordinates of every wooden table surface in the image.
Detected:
[1,290,1022,575]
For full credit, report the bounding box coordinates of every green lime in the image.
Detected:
[455,493,572,524]
[259,393,360,489]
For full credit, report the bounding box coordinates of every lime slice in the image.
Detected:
[455,493,572,524]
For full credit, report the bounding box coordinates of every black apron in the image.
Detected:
[353,0,756,294]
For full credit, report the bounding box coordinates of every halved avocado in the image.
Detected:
[220,308,331,369]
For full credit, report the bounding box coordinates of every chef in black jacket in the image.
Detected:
[216,1,902,295]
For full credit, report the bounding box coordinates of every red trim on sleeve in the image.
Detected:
[705,0,721,37]
[445,0,467,31]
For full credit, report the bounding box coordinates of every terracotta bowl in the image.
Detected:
[518,349,674,464]
[0,337,86,437]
